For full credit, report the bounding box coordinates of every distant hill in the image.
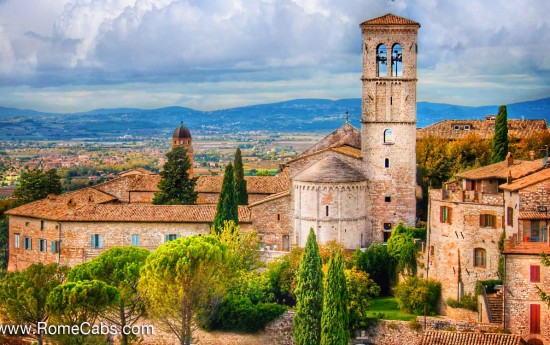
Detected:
[0,97,548,140]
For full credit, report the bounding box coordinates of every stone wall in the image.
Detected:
[427,190,503,301]
[249,193,292,251]
[504,254,550,344]
[519,178,550,212]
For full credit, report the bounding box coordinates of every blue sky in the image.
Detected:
[0,0,549,112]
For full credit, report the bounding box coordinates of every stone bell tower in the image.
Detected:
[360,14,420,242]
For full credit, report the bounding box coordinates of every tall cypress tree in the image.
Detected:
[321,251,349,345]
[212,163,238,233]
[294,229,323,345]
[491,105,509,163]
[153,146,198,205]
[233,148,248,205]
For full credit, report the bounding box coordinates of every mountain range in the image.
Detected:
[0,97,548,140]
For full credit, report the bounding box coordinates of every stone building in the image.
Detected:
[427,155,545,301]
[6,13,421,270]
[417,118,548,141]
[501,167,550,345]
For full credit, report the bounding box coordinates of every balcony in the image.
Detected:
[504,233,550,255]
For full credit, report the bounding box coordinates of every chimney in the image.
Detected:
[506,152,513,167]
[529,151,536,161]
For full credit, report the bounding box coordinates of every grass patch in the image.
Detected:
[366,297,416,321]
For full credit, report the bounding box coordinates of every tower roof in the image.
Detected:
[361,13,420,27]
[173,121,191,139]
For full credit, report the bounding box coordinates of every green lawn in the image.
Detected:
[366,297,416,321]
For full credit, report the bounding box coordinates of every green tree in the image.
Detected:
[212,163,238,233]
[0,218,7,269]
[68,246,150,345]
[491,105,509,163]
[393,277,441,315]
[210,220,261,275]
[320,251,349,345]
[138,235,227,345]
[0,263,68,345]
[153,146,198,205]
[12,169,62,207]
[233,148,248,205]
[47,280,120,345]
[354,244,396,295]
[386,223,418,276]
[345,268,380,330]
[294,229,324,345]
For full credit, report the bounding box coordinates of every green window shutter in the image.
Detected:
[91,234,96,248]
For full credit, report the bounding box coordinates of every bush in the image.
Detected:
[475,280,502,296]
[345,268,380,330]
[205,294,286,333]
[354,244,396,296]
[266,248,303,306]
[393,277,441,315]
[446,293,477,311]
[387,223,418,276]
[408,319,423,332]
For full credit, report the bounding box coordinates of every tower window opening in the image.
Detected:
[385,158,390,168]
[383,129,394,144]
[391,44,403,77]
[376,44,387,77]
[326,205,329,217]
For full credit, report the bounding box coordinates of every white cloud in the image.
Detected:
[0,0,549,110]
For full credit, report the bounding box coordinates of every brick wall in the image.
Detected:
[249,194,292,250]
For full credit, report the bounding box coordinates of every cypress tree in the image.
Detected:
[153,146,198,205]
[321,251,349,345]
[491,105,509,163]
[233,148,248,205]
[294,229,323,345]
[212,163,238,233]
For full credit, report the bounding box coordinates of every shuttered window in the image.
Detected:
[440,206,452,224]
[480,214,496,228]
[131,234,140,247]
[474,248,486,268]
[507,207,514,227]
[530,265,540,283]
[91,234,103,249]
[530,304,541,334]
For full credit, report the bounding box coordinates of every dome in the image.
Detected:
[173,122,191,139]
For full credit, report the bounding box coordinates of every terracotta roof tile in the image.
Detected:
[119,168,156,177]
[361,13,420,27]
[518,211,550,220]
[456,159,544,181]
[499,167,550,191]
[248,190,291,208]
[421,331,525,345]
[6,190,251,223]
[298,123,361,158]
[330,145,362,159]
[196,172,290,194]
[128,175,161,191]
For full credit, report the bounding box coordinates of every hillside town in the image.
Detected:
[1,10,550,345]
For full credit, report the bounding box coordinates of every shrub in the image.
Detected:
[354,244,396,295]
[475,280,502,296]
[345,268,380,330]
[408,319,423,332]
[393,277,441,315]
[387,223,418,276]
[206,294,286,333]
[446,293,477,311]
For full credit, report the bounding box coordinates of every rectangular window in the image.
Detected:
[385,195,391,202]
[90,234,103,249]
[440,206,452,224]
[131,234,140,247]
[14,233,20,248]
[480,214,496,228]
[474,248,487,268]
[40,220,45,230]
[530,265,541,283]
[165,234,180,242]
[277,214,281,221]
[39,239,47,252]
[326,205,329,217]
[24,237,32,250]
[383,223,392,231]
[51,241,60,254]
[507,207,513,227]
[530,304,541,334]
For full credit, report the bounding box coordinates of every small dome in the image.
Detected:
[173,121,191,139]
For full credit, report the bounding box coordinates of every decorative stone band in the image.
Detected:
[361,77,418,82]
[361,121,417,125]
[295,216,368,222]
[293,184,367,192]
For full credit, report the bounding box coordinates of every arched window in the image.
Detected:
[391,43,403,77]
[376,44,387,77]
[474,248,486,268]
[384,158,390,168]
[383,129,394,144]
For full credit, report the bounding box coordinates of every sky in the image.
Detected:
[0,0,549,113]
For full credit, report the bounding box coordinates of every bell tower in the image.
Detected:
[172,121,194,178]
[360,14,420,242]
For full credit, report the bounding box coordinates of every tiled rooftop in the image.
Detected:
[421,331,526,345]
[499,167,550,191]
[456,159,544,181]
[361,13,420,27]
[293,156,366,183]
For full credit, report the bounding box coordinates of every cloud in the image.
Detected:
[0,0,549,110]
